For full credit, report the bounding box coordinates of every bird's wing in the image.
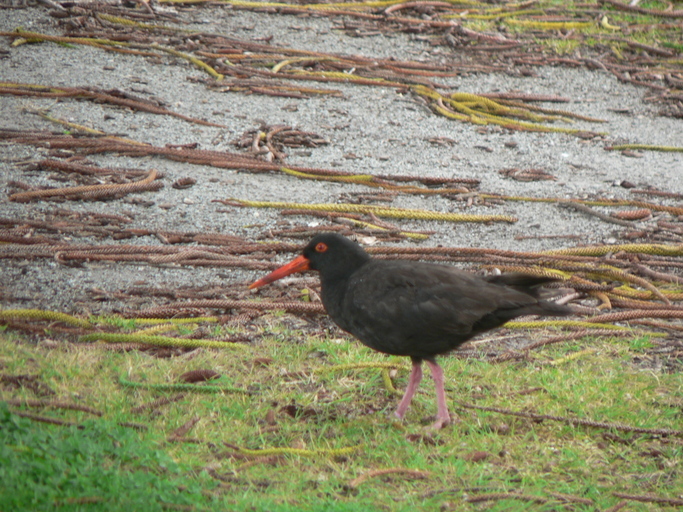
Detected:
[343,262,534,349]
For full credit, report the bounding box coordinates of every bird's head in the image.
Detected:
[249,233,370,289]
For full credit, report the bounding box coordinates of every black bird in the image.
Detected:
[250,233,572,428]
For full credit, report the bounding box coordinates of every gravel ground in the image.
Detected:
[1,4,682,314]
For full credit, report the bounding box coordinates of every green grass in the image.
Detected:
[1,322,682,511]
[0,403,220,512]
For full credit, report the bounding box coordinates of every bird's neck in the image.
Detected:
[318,252,369,308]
[320,251,369,284]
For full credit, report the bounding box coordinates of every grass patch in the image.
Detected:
[1,324,682,511]
[0,403,220,512]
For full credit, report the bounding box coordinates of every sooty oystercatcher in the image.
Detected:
[249,233,572,429]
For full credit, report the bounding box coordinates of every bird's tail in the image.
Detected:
[484,273,574,316]
[484,273,565,298]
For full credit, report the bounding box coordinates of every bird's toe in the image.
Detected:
[427,414,453,430]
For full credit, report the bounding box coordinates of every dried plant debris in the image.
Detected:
[1,4,650,131]
[232,124,329,161]
[0,130,464,194]
[8,169,163,203]
[0,374,56,397]
[178,369,221,383]
[499,168,557,182]
[172,177,196,189]
[0,82,225,128]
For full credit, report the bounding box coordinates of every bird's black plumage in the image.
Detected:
[250,233,573,428]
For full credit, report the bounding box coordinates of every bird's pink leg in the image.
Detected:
[425,358,451,429]
[394,358,422,420]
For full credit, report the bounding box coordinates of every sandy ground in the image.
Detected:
[1,4,682,314]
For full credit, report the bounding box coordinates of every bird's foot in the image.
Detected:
[427,414,452,430]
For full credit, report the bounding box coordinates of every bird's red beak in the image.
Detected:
[248,255,311,289]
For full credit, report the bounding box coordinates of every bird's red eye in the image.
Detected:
[315,242,328,253]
